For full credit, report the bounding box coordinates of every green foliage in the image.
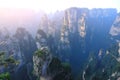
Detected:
[5,57,15,63]
[0,51,19,72]
[0,52,5,56]
[62,63,70,68]
[61,62,71,71]
[34,49,44,57]
[48,57,73,80]
[0,72,10,80]
[34,48,49,58]
[80,44,120,80]
[0,51,18,66]
[0,51,5,66]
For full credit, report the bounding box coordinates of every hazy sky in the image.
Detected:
[0,0,120,13]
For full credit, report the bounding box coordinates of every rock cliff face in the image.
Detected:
[0,7,120,80]
[34,8,119,79]
[0,27,21,73]
[82,43,120,80]
[33,48,73,80]
[14,27,37,62]
[13,27,37,80]
[36,29,48,49]
[58,7,118,77]
[110,13,120,40]
[61,8,117,52]
[0,27,21,59]
[33,48,52,80]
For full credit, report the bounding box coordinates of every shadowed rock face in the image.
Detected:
[13,27,37,80]
[81,43,120,80]
[36,29,48,49]
[0,27,21,73]
[0,28,38,80]
[14,27,37,62]
[59,8,118,77]
[34,7,119,79]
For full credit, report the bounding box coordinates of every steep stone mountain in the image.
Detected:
[110,12,120,40]
[33,48,73,80]
[81,43,120,80]
[0,7,120,80]
[0,27,19,58]
[0,27,38,80]
[14,27,37,62]
[34,7,119,79]
[13,27,37,80]
[58,8,118,77]
[0,27,21,69]
[36,12,63,56]
[36,29,48,49]
[0,27,23,80]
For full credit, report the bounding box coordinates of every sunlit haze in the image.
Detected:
[0,0,120,13]
[0,0,120,32]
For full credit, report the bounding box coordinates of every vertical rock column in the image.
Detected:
[78,13,86,38]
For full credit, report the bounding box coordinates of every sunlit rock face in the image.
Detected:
[78,12,87,38]
[65,8,77,33]
[109,12,120,56]
[33,48,52,80]
[110,13,120,37]
[62,8,88,37]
